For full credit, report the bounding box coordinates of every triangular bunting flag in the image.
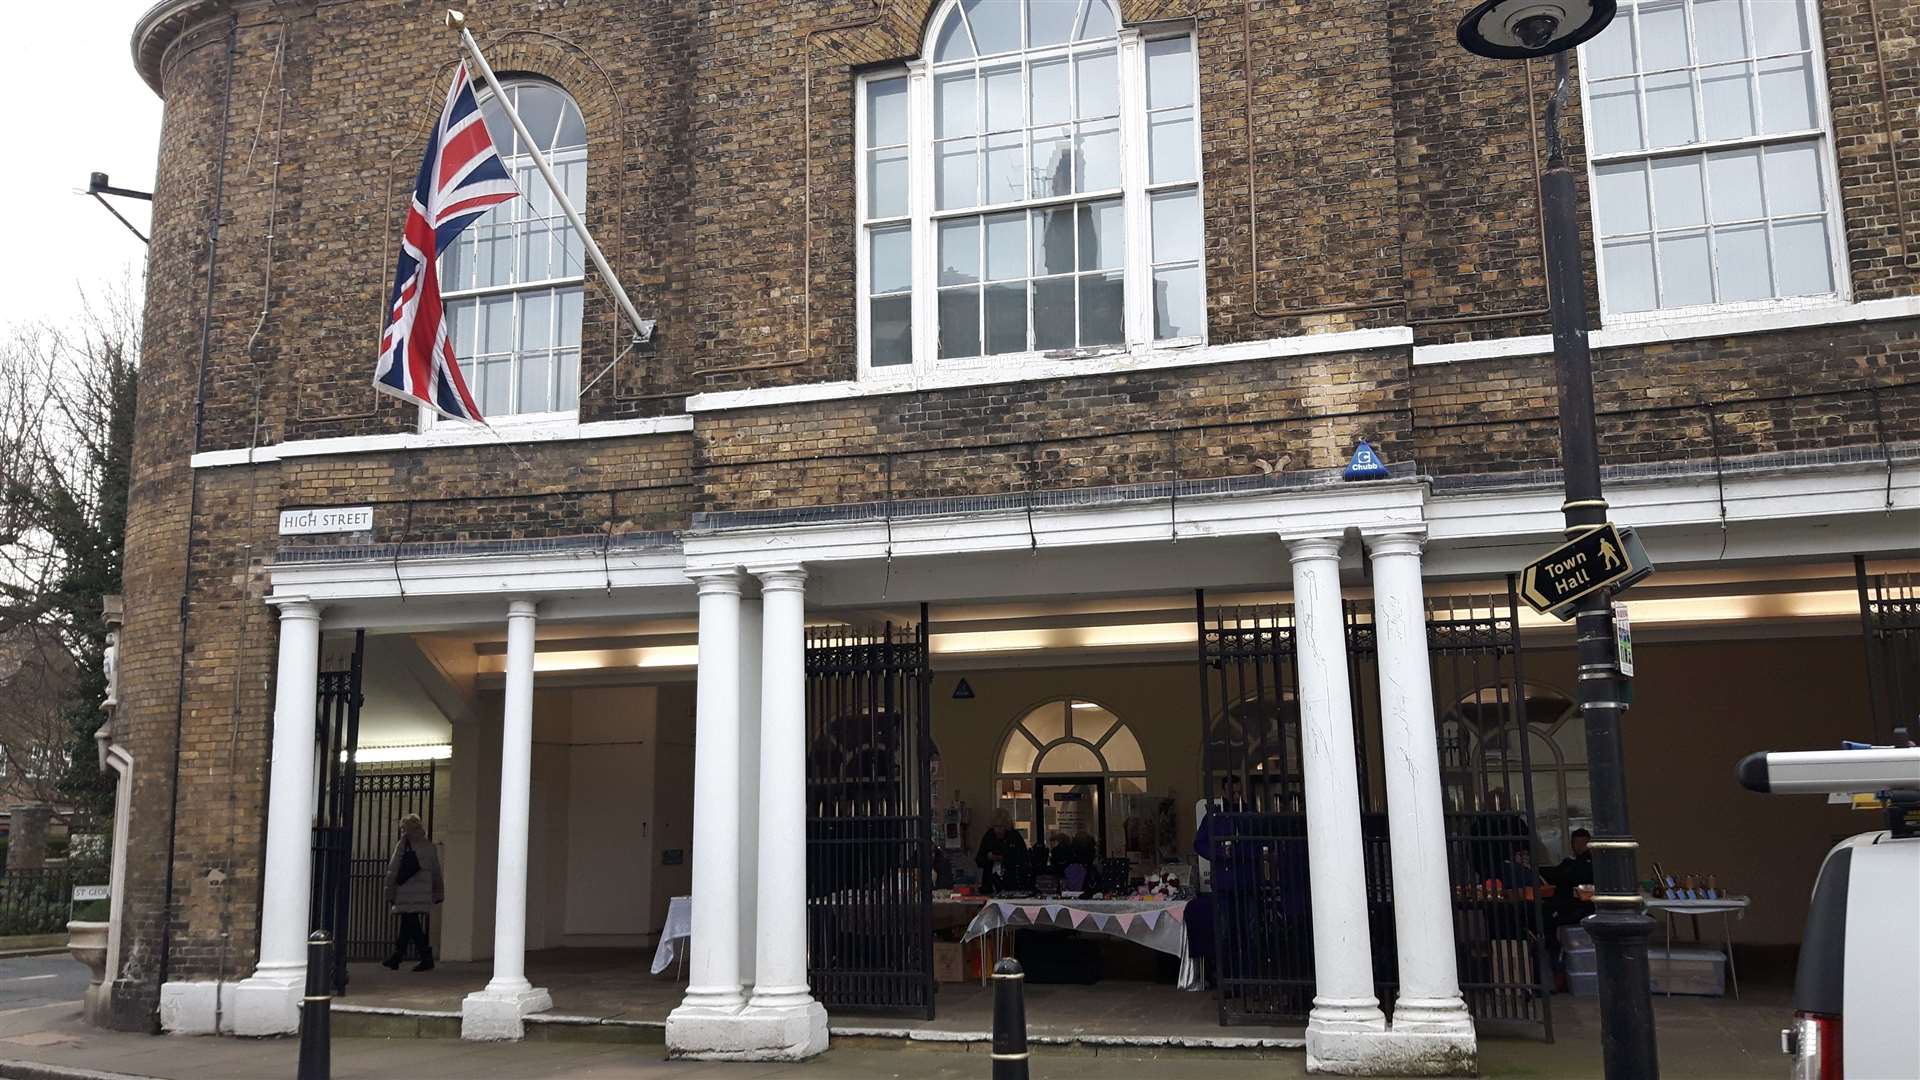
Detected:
[1116,912,1137,933]
[1139,909,1161,930]
[1020,905,1044,923]
[1043,904,1064,921]
[1089,913,1111,931]
[1166,904,1185,923]
[1070,908,1092,928]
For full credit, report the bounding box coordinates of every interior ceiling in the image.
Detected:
[420,557,1916,673]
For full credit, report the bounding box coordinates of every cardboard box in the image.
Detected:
[934,942,966,983]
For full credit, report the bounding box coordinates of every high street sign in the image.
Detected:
[1519,523,1652,614]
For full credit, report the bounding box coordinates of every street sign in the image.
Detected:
[1519,523,1649,614]
[72,884,109,902]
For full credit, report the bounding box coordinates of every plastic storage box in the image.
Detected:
[1647,946,1727,996]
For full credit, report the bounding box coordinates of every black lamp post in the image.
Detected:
[1454,3,1660,1079]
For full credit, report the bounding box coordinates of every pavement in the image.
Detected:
[0,954,1792,1079]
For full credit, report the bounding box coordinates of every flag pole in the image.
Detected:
[446,9,654,346]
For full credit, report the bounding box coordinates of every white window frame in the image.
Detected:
[1575,0,1850,327]
[422,80,588,432]
[855,5,1206,381]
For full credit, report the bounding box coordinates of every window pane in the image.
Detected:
[985,211,1025,280]
[985,282,1026,354]
[867,77,908,146]
[1763,141,1824,216]
[1701,64,1756,141]
[1758,54,1817,133]
[1151,188,1201,263]
[1772,218,1834,296]
[1030,58,1071,126]
[984,133,1026,204]
[1077,199,1123,270]
[870,295,913,366]
[1074,705,1116,744]
[1022,703,1067,746]
[1077,120,1120,191]
[1603,237,1657,312]
[939,287,982,358]
[517,85,564,150]
[518,353,553,414]
[1030,0,1078,46]
[1149,111,1196,184]
[1645,71,1698,148]
[1032,206,1076,275]
[520,220,553,282]
[555,222,583,278]
[442,238,469,291]
[1715,223,1773,301]
[939,217,982,285]
[446,298,473,354]
[934,7,973,61]
[479,359,511,416]
[868,147,909,218]
[1101,725,1144,772]
[557,287,582,347]
[1692,0,1747,65]
[480,294,514,353]
[1753,0,1810,55]
[1075,51,1118,119]
[1707,147,1765,222]
[870,225,911,293]
[480,94,513,156]
[1651,156,1705,228]
[1583,20,1635,80]
[1638,1,1690,71]
[938,141,980,210]
[555,349,579,410]
[476,225,512,287]
[1033,277,1075,348]
[1079,272,1124,346]
[1079,0,1116,40]
[963,0,1022,56]
[1032,125,1074,196]
[1146,37,1195,109]
[562,158,587,210]
[555,99,586,151]
[1594,162,1651,235]
[984,64,1024,132]
[1038,742,1102,775]
[1657,231,1714,307]
[1588,79,1644,154]
[1153,265,1202,338]
[936,72,978,138]
[518,290,552,352]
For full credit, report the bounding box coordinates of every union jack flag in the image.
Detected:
[374,62,519,423]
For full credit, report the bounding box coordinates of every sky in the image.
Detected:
[0,2,162,333]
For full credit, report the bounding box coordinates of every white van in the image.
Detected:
[1737,746,1920,1080]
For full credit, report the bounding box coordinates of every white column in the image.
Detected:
[230,599,323,1036]
[1284,535,1388,1062]
[1369,532,1476,1048]
[735,594,764,990]
[670,572,747,1029]
[742,564,828,1057]
[462,598,552,1040]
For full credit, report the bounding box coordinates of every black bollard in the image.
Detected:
[297,931,331,1080]
[990,957,1029,1080]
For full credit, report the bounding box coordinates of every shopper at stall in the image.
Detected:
[974,810,1028,895]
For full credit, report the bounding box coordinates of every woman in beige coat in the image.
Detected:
[382,814,444,971]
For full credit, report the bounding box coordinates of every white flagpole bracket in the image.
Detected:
[448,9,654,348]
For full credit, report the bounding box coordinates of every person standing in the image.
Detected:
[383,813,444,972]
[974,809,1028,895]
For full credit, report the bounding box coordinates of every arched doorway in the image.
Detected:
[993,698,1145,859]
[1438,681,1590,861]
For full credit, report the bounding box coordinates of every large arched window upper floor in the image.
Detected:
[856,0,1204,379]
[429,78,588,427]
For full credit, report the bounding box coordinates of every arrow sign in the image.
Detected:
[1519,523,1642,614]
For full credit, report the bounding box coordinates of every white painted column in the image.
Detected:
[669,572,748,1038]
[1284,535,1388,1068]
[229,599,323,1036]
[462,598,552,1040]
[735,594,763,990]
[742,564,828,1058]
[1369,531,1476,1057]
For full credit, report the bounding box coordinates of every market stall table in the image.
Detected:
[961,898,1200,991]
[1645,895,1749,999]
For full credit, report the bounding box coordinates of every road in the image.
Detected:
[0,953,86,1013]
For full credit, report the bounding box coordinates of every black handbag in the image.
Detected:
[395,841,421,887]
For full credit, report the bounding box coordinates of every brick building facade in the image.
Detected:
[109,0,1914,1071]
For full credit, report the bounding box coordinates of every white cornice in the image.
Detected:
[189,414,694,468]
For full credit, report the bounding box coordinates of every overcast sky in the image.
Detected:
[1,3,161,333]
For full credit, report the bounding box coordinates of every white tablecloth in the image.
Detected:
[1645,896,1749,916]
[650,895,692,976]
[961,898,1200,990]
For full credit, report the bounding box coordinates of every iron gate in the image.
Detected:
[1197,584,1551,1037]
[310,631,364,995]
[804,610,935,1017]
[344,767,437,963]
[1857,556,1920,745]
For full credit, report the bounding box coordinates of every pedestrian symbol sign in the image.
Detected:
[1344,439,1389,481]
[1518,522,1650,614]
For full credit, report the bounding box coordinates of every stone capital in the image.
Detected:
[1281,533,1345,563]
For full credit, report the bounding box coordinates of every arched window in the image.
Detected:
[858,0,1203,376]
[437,79,587,422]
[1439,682,1591,862]
[994,697,1146,854]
